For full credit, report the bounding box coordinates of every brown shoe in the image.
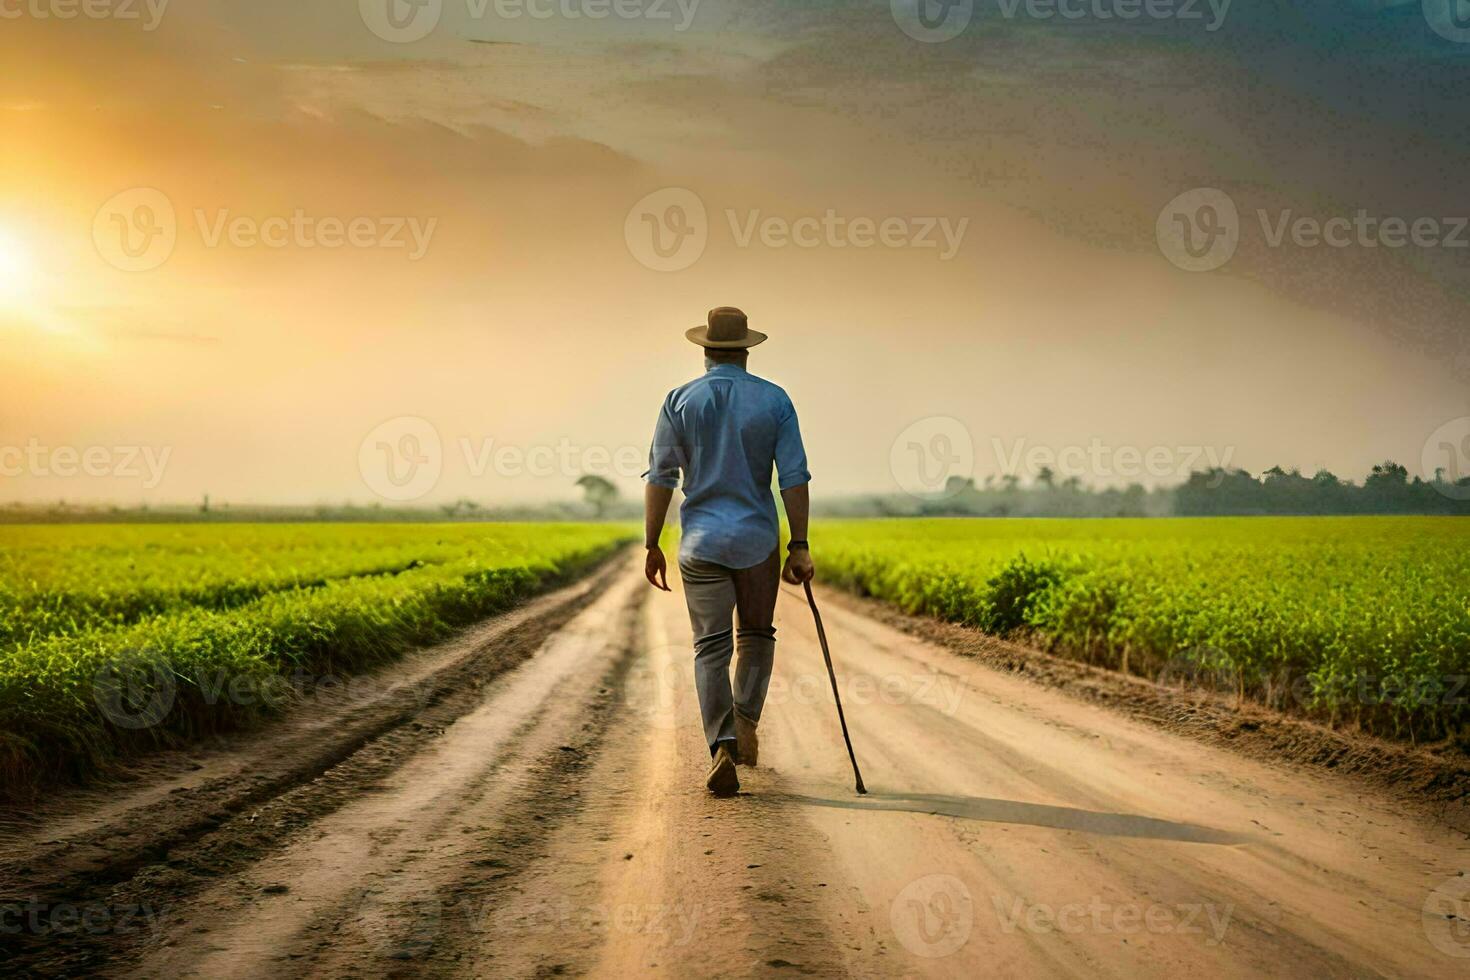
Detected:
[734,710,759,767]
[706,744,740,797]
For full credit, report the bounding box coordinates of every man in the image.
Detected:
[643,307,814,798]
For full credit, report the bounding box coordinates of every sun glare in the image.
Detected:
[0,229,35,300]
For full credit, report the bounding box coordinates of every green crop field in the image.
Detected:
[817,517,1470,743]
[0,523,636,794]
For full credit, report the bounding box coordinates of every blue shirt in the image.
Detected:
[645,363,811,569]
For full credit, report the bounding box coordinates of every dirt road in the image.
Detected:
[3,549,1466,977]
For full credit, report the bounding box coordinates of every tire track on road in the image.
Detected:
[0,550,634,977]
[117,560,648,978]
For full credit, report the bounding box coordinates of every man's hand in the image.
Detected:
[779,483,812,585]
[645,546,671,591]
[782,547,814,585]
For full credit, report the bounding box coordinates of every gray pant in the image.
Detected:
[679,550,780,755]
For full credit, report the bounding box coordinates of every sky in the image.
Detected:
[0,0,1467,506]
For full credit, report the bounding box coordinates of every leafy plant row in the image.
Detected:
[0,523,594,650]
[0,524,635,796]
[819,517,1470,745]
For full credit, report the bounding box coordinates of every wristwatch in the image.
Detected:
[786,539,809,552]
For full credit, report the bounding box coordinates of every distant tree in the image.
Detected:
[1364,460,1410,513]
[1036,466,1055,490]
[439,499,483,519]
[1367,461,1408,485]
[575,475,619,518]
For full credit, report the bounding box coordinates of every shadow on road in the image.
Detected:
[771,791,1245,845]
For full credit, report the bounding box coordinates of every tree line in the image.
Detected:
[816,462,1470,518]
[1174,462,1470,516]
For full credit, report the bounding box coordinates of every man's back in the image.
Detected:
[646,362,809,569]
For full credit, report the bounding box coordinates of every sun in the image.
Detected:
[0,229,35,301]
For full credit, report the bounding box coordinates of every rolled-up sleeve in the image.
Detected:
[643,399,682,488]
[774,397,811,490]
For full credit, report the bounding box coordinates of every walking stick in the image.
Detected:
[802,580,867,796]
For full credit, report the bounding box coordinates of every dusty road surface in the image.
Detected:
[3,548,1466,977]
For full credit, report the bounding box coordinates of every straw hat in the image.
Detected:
[685,306,767,349]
